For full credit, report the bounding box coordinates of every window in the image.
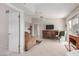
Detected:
[72,17,78,26]
[68,20,72,29]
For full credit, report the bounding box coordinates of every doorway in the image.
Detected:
[33,24,39,38]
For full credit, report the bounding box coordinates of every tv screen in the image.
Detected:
[46,25,54,29]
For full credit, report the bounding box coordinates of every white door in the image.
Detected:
[34,24,39,37]
[8,12,20,53]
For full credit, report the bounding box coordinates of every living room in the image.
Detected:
[24,17,67,55]
[23,3,79,56]
[0,3,79,56]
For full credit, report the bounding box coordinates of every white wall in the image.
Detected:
[0,4,16,50]
[24,16,32,33]
[32,18,65,31]
[31,18,45,39]
[42,18,66,31]
[66,5,79,21]
[31,18,65,39]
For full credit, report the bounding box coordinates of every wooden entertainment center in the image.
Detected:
[42,24,58,39]
[69,35,79,50]
[42,30,58,39]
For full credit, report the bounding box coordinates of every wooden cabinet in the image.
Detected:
[42,30,58,39]
[69,35,79,50]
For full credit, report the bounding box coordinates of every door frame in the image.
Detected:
[6,4,24,53]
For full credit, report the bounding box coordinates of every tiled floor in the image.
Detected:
[0,39,67,56]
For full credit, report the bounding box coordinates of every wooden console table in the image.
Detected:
[42,30,58,39]
[69,35,79,51]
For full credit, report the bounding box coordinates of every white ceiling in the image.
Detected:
[12,3,79,19]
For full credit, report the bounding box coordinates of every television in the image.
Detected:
[46,25,54,29]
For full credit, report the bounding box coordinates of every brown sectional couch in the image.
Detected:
[25,32,36,51]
